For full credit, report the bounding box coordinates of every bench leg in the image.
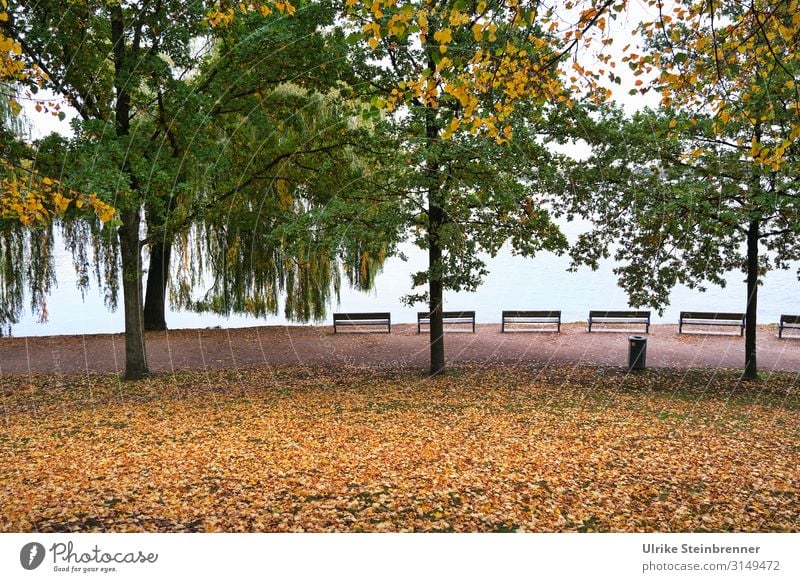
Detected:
[779,326,783,338]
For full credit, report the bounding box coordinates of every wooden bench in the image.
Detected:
[333,312,391,333]
[588,310,651,333]
[501,310,561,332]
[778,314,800,338]
[417,311,476,333]
[678,311,744,335]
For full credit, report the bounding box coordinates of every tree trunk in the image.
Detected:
[742,218,759,380]
[423,71,445,377]
[118,210,149,379]
[143,239,171,331]
[428,201,445,376]
[111,4,148,379]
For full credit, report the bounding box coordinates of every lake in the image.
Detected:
[8,221,800,337]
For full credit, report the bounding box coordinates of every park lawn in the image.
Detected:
[0,366,797,532]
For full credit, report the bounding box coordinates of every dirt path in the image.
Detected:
[1,323,798,376]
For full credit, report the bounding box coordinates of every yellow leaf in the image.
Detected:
[433,28,452,45]
[97,207,115,223]
[53,193,70,213]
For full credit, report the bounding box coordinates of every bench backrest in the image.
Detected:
[780,314,800,324]
[589,310,650,318]
[418,311,475,319]
[680,311,744,321]
[334,312,390,321]
[503,310,561,318]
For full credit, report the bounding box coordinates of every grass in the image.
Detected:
[0,365,798,532]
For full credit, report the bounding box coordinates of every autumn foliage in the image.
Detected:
[1,366,797,532]
[346,0,624,142]
[633,0,800,170]
[0,0,32,88]
[0,163,116,225]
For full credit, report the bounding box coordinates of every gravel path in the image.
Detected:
[1,323,798,375]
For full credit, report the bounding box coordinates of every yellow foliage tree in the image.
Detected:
[343,0,627,374]
[0,161,116,225]
[617,0,800,379]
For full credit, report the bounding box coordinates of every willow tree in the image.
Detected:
[166,85,400,322]
[154,6,394,334]
[2,1,398,378]
[342,0,626,375]
[137,0,394,331]
[564,0,800,380]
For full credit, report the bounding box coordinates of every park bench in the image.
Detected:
[778,314,800,338]
[417,311,476,334]
[501,310,561,332]
[678,311,744,335]
[333,312,391,333]
[588,310,651,333]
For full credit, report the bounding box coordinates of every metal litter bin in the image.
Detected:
[628,335,647,370]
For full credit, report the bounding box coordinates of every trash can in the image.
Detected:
[628,335,647,370]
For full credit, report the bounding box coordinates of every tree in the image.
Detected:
[563,0,800,380]
[136,0,394,331]
[2,1,397,378]
[2,0,235,378]
[342,0,625,375]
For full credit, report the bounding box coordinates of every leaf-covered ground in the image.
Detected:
[1,365,798,532]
